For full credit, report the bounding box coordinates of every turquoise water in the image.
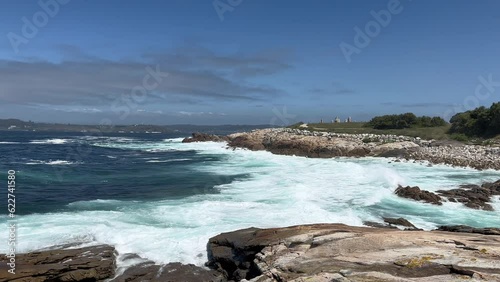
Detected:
[0,131,499,266]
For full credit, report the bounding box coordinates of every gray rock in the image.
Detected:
[0,245,116,282]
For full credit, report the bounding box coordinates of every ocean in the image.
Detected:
[1,131,499,266]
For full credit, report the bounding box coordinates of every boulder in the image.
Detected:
[383,217,418,229]
[347,147,371,157]
[363,221,398,229]
[228,135,265,151]
[436,179,500,211]
[394,185,443,205]
[377,148,409,158]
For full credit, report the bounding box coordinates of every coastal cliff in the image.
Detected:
[2,224,500,282]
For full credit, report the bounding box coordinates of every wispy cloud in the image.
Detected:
[0,45,291,108]
[177,111,227,116]
[309,82,355,97]
[381,102,454,108]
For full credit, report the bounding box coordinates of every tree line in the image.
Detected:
[365,113,447,129]
[448,102,500,137]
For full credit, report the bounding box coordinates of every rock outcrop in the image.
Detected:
[182,132,229,143]
[437,180,500,211]
[207,224,500,282]
[394,185,443,205]
[0,245,224,282]
[221,128,500,170]
[436,225,500,235]
[382,217,419,229]
[0,245,115,282]
[113,261,225,282]
[394,180,500,211]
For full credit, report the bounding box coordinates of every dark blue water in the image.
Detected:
[0,131,246,214]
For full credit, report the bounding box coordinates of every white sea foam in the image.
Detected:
[145,159,190,163]
[163,138,186,142]
[2,138,499,268]
[26,160,81,165]
[30,138,69,144]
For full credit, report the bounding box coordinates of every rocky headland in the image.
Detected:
[183,128,500,170]
[2,223,500,282]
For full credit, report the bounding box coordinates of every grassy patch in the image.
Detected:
[290,122,452,140]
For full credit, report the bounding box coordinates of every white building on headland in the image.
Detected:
[332,116,352,123]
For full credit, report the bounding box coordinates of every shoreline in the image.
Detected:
[2,223,500,281]
[184,128,500,170]
[3,132,499,281]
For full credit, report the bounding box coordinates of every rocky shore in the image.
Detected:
[183,128,500,170]
[5,131,497,282]
[395,180,500,211]
[2,224,500,282]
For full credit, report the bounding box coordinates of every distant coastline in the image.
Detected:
[0,118,272,135]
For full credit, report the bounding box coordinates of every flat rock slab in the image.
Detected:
[0,245,225,282]
[0,245,115,282]
[208,224,500,282]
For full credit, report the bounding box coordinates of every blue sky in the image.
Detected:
[0,0,499,125]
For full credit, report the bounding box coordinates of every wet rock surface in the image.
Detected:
[112,261,225,282]
[394,185,443,205]
[393,180,500,211]
[437,180,500,211]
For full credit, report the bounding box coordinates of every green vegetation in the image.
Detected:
[449,102,500,138]
[290,106,500,143]
[289,106,500,143]
[290,122,451,140]
[449,133,469,142]
[366,113,447,129]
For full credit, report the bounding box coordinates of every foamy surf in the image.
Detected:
[145,159,190,163]
[29,138,69,144]
[1,137,499,269]
[25,160,82,165]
